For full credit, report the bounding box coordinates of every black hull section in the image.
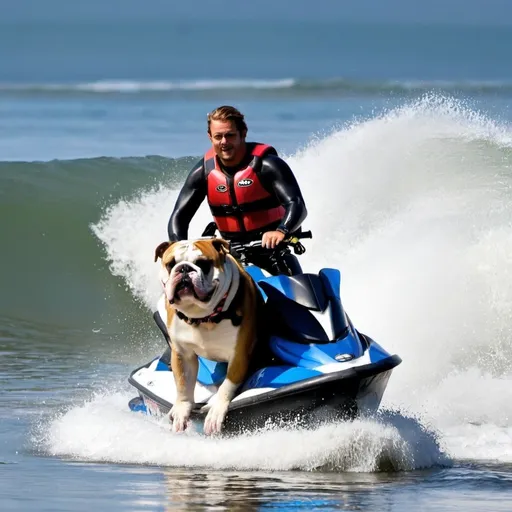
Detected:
[129,355,401,435]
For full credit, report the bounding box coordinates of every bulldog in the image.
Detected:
[154,238,259,435]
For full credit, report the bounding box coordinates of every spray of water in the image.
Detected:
[68,95,512,468]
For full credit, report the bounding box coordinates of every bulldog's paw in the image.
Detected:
[203,400,229,435]
[169,401,192,432]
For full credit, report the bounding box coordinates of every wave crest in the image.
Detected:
[3,78,512,96]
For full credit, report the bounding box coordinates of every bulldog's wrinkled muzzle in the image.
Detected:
[170,262,213,304]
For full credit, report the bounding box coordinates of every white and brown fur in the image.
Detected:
[154,238,258,435]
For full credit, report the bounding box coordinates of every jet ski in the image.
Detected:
[128,232,401,434]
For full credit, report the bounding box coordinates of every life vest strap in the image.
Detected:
[209,196,280,216]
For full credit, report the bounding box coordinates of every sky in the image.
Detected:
[1,0,511,25]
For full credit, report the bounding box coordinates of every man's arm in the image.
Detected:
[260,155,308,234]
[167,159,207,241]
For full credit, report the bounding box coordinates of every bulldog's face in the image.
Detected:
[154,239,231,314]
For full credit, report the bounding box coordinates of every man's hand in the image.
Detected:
[262,230,286,249]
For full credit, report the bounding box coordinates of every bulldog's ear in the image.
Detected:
[212,238,230,254]
[154,241,172,262]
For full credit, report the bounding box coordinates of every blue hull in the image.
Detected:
[128,352,401,434]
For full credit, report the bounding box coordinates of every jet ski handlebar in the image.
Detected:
[229,230,313,257]
[200,222,312,259]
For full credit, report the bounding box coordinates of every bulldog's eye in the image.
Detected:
[195,259,212,274]
[165,258,175,271]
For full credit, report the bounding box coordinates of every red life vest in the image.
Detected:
[205,143,285,236]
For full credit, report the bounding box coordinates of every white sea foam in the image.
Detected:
[84,94,512,468]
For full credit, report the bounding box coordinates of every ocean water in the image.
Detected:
[3,15,512,511]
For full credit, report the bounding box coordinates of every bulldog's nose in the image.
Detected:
[179,264,194,274]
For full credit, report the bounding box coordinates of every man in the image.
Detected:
[167,105,307,275]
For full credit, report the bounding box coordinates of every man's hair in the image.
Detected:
[207,105,248,135]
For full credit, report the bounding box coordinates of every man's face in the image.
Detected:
[208,119,246,166]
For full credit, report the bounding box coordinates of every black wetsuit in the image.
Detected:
[167,145,307,275]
